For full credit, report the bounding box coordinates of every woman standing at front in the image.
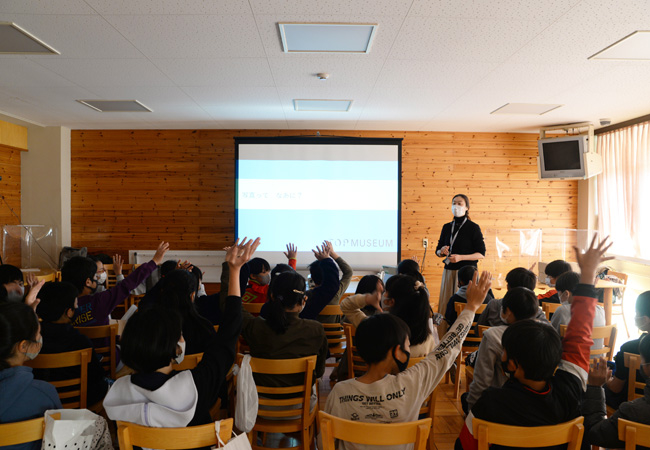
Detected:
[435,194,486,316]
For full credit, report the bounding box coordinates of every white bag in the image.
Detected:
[234,354,258,433]
[215,421,253,450]
[41,409,112,450]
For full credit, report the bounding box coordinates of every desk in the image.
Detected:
[596,279,624,326]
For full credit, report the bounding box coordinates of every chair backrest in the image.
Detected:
[104,263,134,289]
[618,418,650,450]
[542,302,562,320]
[35,272,57,283]
[24,348,91,408]
[319,411,431,450]
[407,357,438,419]
[75,323,118,379]
[624,352,645,401]
[236,354,317,422]
[478,325,490,337]
[343,323,367,379]
[319,305,346,365]
[172,352,203,371]
[117,418,233,450]
[559,324,617,361]
[608,270,629,285]
[0,413,61,447]
[243,302,264,315]
[454,302,487,347]
[472,416,584,450]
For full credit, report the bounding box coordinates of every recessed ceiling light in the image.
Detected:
[0,22,60,54]
[294,99,352,112]
[589,30,650,60]
[77,100,153,112]
[491,103,563,115]
[279,23,377,53]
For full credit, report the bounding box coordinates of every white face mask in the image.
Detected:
[559,291,570,305]
[25,335,43,360]
[96,272,107,285]
[6,285,25,302]
[452,205,467,218]
[174,341,186,365]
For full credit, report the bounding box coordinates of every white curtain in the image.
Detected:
[597,121,650,259]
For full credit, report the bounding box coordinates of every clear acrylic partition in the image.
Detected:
[2,225,58,269]
[482,228,599,290]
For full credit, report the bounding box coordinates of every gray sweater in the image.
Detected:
[467,325,508,412]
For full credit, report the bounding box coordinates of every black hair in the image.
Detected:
[458,266,477,286]
[555,271,581,295]
[270,263,296,286]
[501,287,538,321]
[266,272,307,334]
[636,291,650,318]
[158,269,205,329]
[308,260,324,286]
[190,265,203,297]
[545,260,573,278]
[639,334,650,363]
[356,275,384,295]
[89,254,112,265]
[453,194,471,220]
[397,260,425,284]
[0,264,24,285]
[505,267,537,291]
[160,260,178,277]
[61,256,98,293]
[248,258,270,276]
[121,307,182,373]
[0,302,40,370]
[356,313,411,364]
[385,274,432,346]
[36,282,79,323]
[502,319,562,381]
[0,285,7,303]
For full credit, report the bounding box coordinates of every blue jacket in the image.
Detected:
[0,365,62,450]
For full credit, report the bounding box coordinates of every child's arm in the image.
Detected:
[300,247,340,319]
[284,243,297,270]
[340,293,378,327]
[325,240,353,302]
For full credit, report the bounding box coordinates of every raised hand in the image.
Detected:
[284,243,297,260]
[323,240,339,259]
[24,279,45,311]
[113,254,124,275]
[312,244,331,260]
[574,235,613,285]
[178,260,193,272]
[25,273,39,289]
[365,290,383,313]
[588,357,609,387]
[225,237,261,269]
[152,242,170,265]
[465,271,492,312]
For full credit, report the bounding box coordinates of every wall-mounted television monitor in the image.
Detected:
[537,135,601,180]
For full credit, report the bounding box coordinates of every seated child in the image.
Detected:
[444,265,494,329]
[306,241,352,317]
[538,259,573,304]
[603,290,650,408]
[477,267,546,327]
[244,243,298,304]
[34,281,108,405]
[465,287,540,413]
[458,237,612,450]
[550,271,606,350]
[62,242,169,327]
[325,271,492,450]
[89,254,125,293]
[104,238,256,428]
[0,264,25,302]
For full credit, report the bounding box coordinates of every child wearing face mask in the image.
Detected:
[324,271,492,450]
[0,264,26,303]
[537,259,573,305]
[0,301,62,450]
[34,281,109,406]
[603,290,650,409]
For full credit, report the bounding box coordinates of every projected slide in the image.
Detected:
[236,139,401,269]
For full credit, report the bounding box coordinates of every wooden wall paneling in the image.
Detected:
[0,144,22,263]
[71,130,578,307]
[0,120,28,151]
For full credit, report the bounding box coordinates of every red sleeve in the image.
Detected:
[537,289,557,300]
[288,258,297,270]
[459,422,478,450]
[562,284,597,372]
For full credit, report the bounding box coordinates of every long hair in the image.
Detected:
[385,275,432,346]
[0,302,39,370]
[266,272,307,334]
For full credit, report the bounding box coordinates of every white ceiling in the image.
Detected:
[1,0,649,132]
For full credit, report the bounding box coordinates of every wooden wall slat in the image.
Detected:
[0,144,22,263]
[70,129,578,305]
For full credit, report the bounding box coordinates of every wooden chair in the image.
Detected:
[318,305,346,370]
[618,418,650,450]
[172,352,203,371]
[465,326,491,392]
[452,302,487,399]
[0,414,60,447]
[243,302,264,315]
[235,354,318,450]
[472,416,584,450]
[625,352,645,401]
[104,263,134,289]
[35,272,57,283]
[319,411,431,450]
[609,270,630,337]
[559,324,617,361]
[408,356,439,450]
[25,348,91,409]
[343,323,367,379]
[543,302,562,321]
[75,323,118,379]
[117,418,233,450]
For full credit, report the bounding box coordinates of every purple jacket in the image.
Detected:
[73,260,157,327]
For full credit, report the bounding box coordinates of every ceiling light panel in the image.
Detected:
[77,100,152,112]
[279,23,377,53]
[294,99,352,111]
[491,103,563,115]
[589,31,650,60]
[0,22,60,54]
